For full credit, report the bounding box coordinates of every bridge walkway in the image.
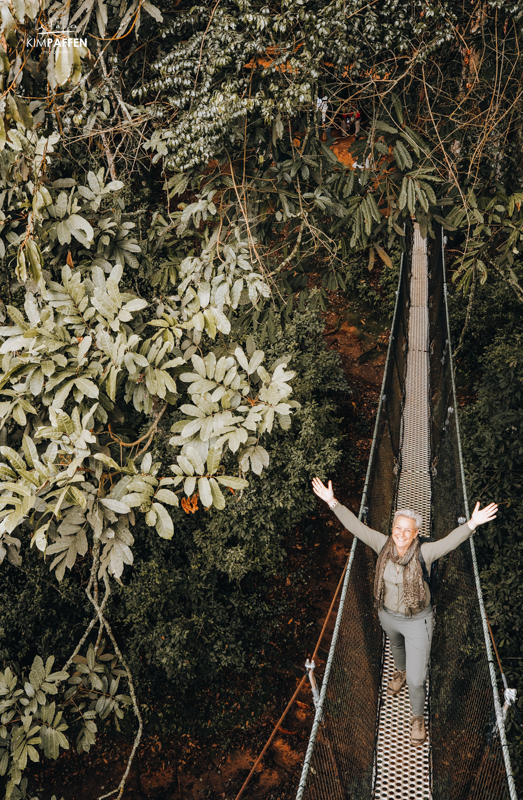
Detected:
[373,226,431,800]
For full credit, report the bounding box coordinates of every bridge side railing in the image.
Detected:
[296,246,410,800]
[428,227,517,800]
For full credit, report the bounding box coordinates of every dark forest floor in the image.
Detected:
[30,288,390,800]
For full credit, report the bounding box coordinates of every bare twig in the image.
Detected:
[63,537,104,672]
[108,403,168,452]
[98,48,133,124]
[101,130,117,181]
[85,568,143,800]
[454,262,477,358]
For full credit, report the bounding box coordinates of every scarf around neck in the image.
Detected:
[374,536,426,617]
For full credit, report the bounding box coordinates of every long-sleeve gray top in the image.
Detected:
[332,503,473,614]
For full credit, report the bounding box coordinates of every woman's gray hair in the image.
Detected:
[393,508,422,531]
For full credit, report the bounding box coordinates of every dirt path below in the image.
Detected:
[30,294,388,800]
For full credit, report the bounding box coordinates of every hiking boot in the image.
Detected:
[411,715,426,746]
[387,669,406,696]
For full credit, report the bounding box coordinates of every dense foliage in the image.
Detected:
[0,304,347,730]
[452,272,523,787]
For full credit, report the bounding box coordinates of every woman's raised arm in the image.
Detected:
[421,501,499,563]
[312,478,387,554]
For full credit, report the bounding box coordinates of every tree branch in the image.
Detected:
[108,403,168,451]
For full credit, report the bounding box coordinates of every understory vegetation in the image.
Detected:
[451,271,523,780]
[0,305,349,732]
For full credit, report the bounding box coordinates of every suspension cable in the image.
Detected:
[442,232,518,800]
[296,246,406,800]
[233,558,349,800]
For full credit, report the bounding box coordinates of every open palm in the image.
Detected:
[312,477,334,504]
[470,501,498,528]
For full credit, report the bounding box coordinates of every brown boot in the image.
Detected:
[387,669,406,696]
[411,715,426,746]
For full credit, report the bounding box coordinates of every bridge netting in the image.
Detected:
[296,227,517,800]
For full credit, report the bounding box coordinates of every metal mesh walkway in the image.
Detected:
[374,642,430,800]
[373,225,431,800]
[397,226,431,533]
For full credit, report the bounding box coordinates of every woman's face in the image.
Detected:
[392,516,419,555]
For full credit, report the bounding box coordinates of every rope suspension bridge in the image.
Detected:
[291,227,518,800]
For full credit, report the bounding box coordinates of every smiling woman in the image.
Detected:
[311,477,498,746]
[391,511,421,554]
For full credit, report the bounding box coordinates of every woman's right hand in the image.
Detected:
[312,477,335,504]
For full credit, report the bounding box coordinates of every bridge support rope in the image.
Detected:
[440,235,518,800]
[295,240,407,800]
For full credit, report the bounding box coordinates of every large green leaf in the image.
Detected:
[153,502,174,539]
[100,498,131,514]
[206,447,221,474]
[55,44,72,86]
[209,478,225,510]
[216,475,249,490]
[155,489,179,506]
[198,477,212,508]
[66,214,94,246]
[76,378,99,398]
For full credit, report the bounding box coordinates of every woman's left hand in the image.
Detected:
[468,501,498,530]
[312,477,334,504]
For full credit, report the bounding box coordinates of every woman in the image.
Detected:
[311,477,498,746]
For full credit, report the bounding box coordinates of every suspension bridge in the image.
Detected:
[294,226,518,800]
